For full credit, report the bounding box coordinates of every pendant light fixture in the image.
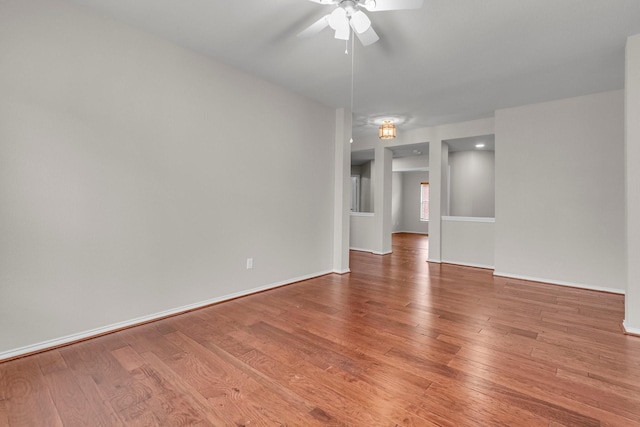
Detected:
[378,120,396,139]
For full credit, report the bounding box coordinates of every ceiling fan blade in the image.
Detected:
[349,10,371,34]
[354,25,379,46]
[364,0,423,12]
[297,15,330,38]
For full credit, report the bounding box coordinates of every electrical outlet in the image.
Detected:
[246,258,253,269]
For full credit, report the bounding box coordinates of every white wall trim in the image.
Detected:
[333,268,351,274]
[442,260,494,270]
[392,231,429,235]
[0,270,333,362]
[392,167,429,172]
[427,258,442,263]
[349,212,374,217]
[442,216,495,223]
[493,271,625,295]
[622,321,640,336]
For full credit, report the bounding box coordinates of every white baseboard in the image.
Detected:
[349,247,373,253]
[350,247,392,255]
[0,270,333,362]
[372,250,393,255]
[427,258,441,263]
[333,268,351,274]
[493,271,625,295]
[622,321,640,336]
[441,260,494,270]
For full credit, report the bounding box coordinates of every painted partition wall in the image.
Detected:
[0,0,336,358]
[441,217,494,269]
[350,213,376,252]
[494,90,626,293]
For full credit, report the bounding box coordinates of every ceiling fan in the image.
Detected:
[297,0,424,46]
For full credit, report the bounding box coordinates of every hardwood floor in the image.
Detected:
[2,232,640,426]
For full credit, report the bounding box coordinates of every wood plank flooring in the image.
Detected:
[2,232,640,426]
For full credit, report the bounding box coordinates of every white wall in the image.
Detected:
[0,0,336,357]
[360,161,374,212]
[449,150,495,217]
[333,108,352,275]
[495,90,626,293]
[625,34,640,332]
[391,172,403,232]
[373,146,393,254]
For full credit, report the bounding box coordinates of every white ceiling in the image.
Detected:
[71,0,640,139]
[352,142,430,165]
[446,135,495,152]
[351,135,494,166]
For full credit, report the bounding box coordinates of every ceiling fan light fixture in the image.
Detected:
[379,121,396,139]
[350,10,371,33]
[328,7,346,29]
[363,0,376,10]
[354,25,379,45]
[329,7,350,39]
[334,24,350,40]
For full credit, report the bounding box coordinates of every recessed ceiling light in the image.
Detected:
[475,143,485,148]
